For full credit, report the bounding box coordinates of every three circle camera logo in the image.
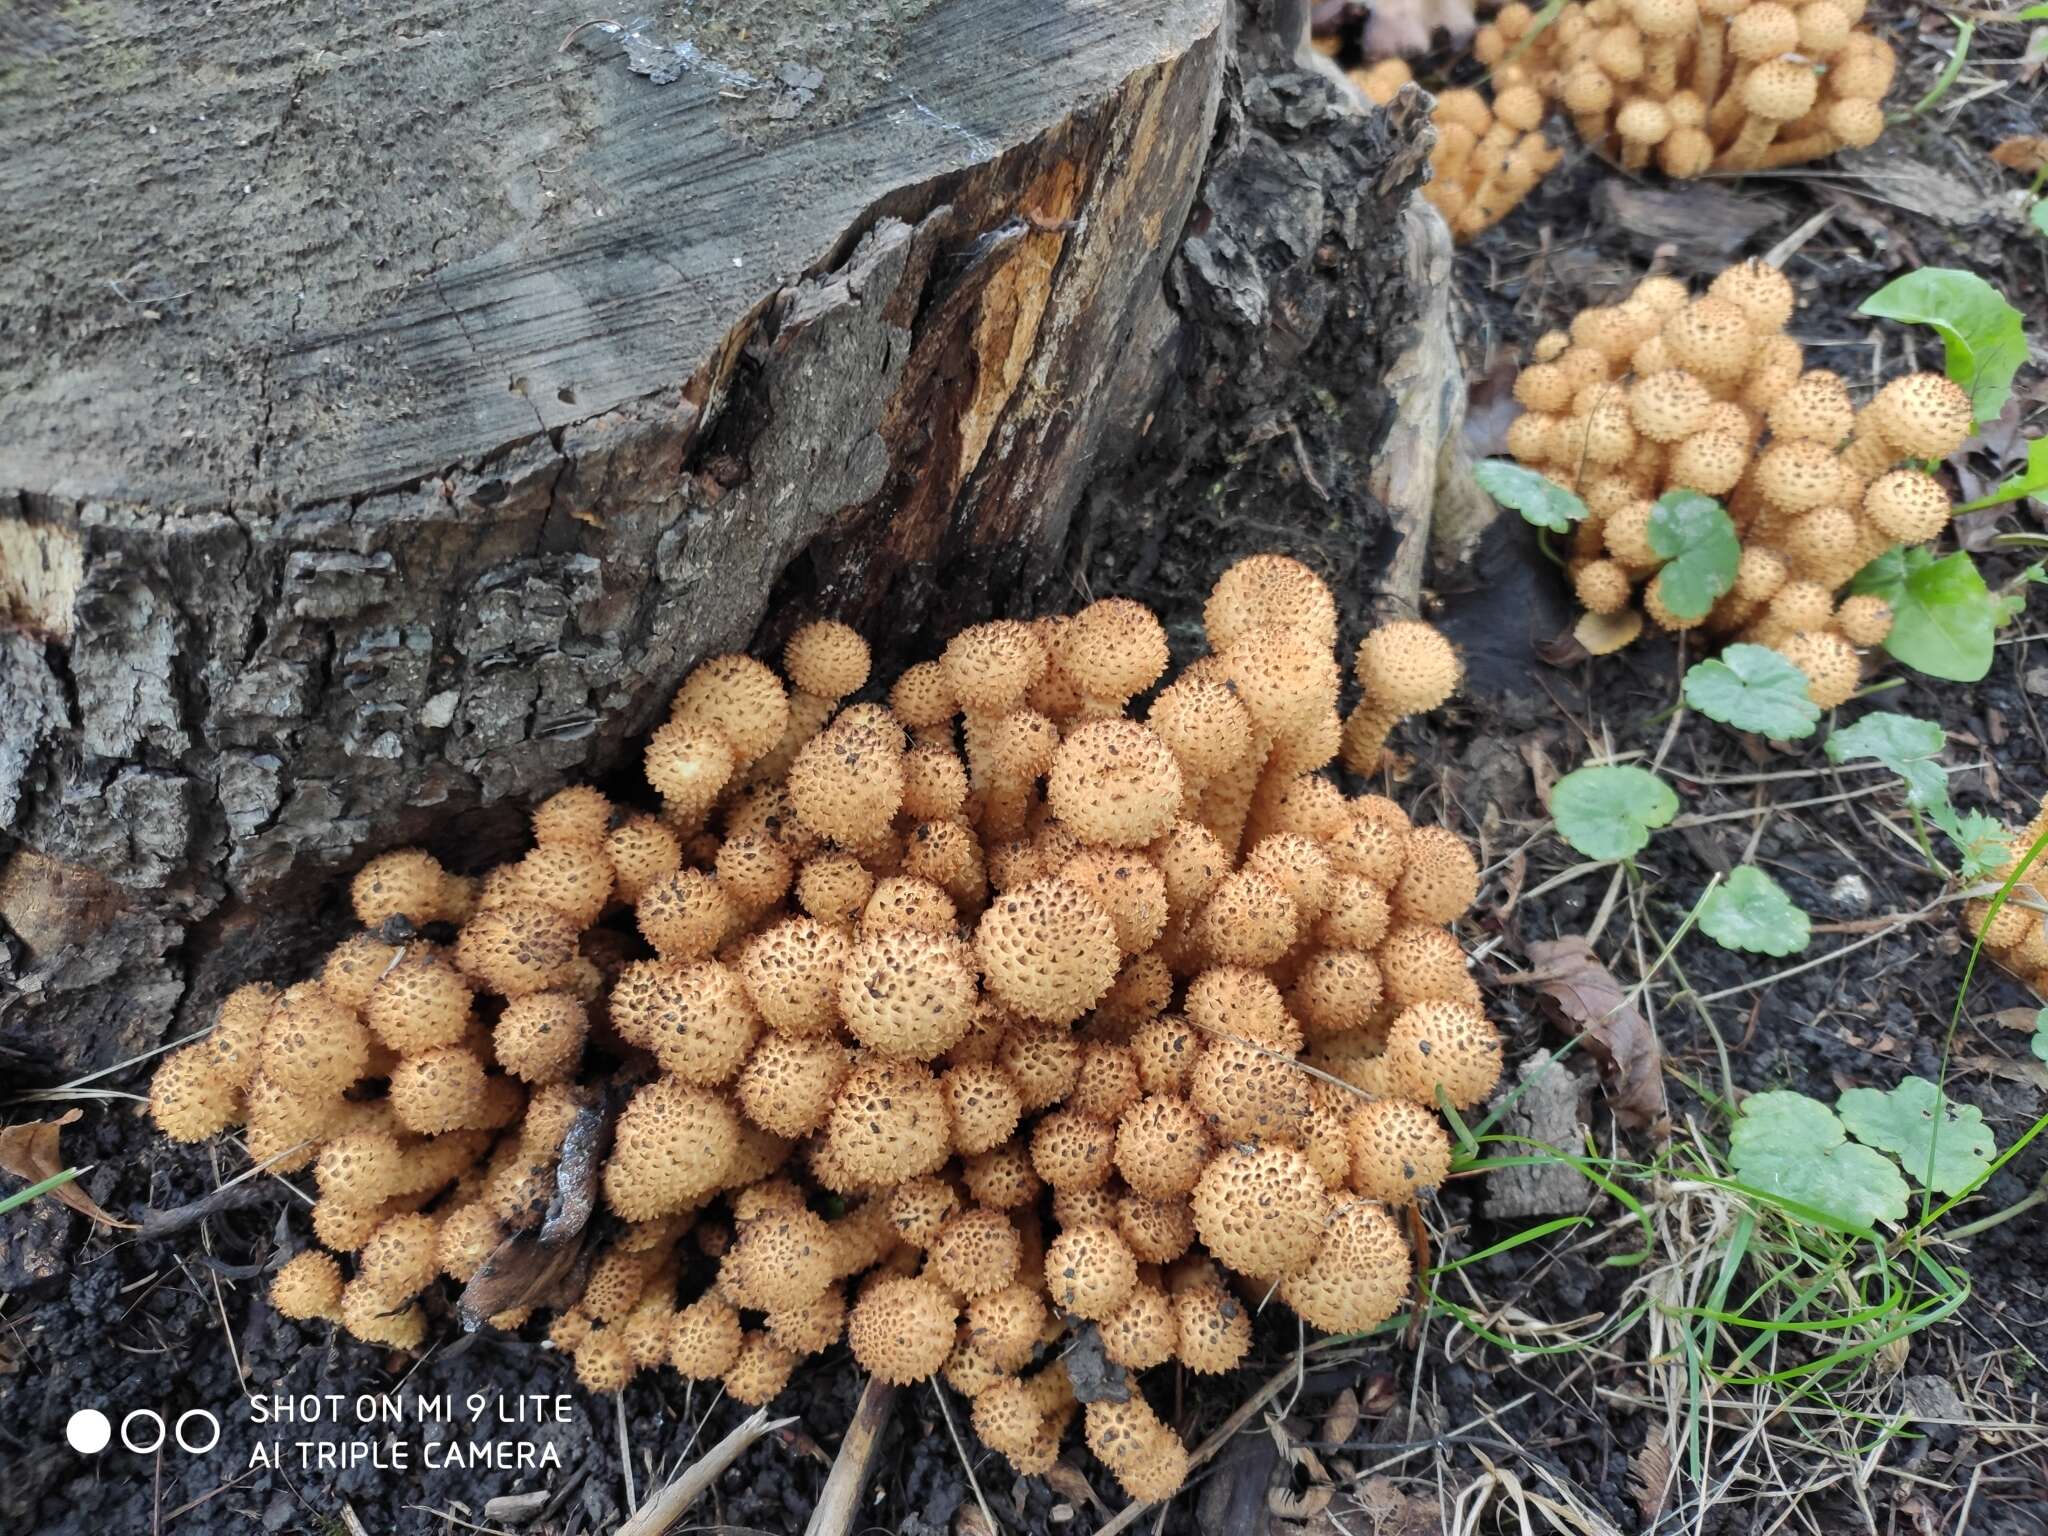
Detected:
[66,1406,221,1456]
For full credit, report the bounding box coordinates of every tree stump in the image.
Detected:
[0,0,1449,1072]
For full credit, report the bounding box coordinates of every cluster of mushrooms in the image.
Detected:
[1478,0,1895,176]
[1967,795,2048,1002]
[1351,59,1564,240]
[1498,258,1975,698]
[150,556,1496,1503]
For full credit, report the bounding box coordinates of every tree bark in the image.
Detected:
[0,0,1447,1074]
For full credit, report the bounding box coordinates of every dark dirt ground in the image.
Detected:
[7,4,2048,1534]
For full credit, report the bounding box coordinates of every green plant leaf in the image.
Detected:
[1837,1076,1997,1197]
[1859,268,2028,425]
[1474,459,1589,533]
[1646,490,1740,621]
[1930,803,2011,881]
[1848,546,1997,683]
[2033,200,2048,239]
[1824,710,1950,811]
[1681,644,1822,739]
[1728,1091,1910,1232]
[2031,1009,2048,1064]
[1549,764,1679,861]
[1698,867,1811,956]
[1957,437,2048,513]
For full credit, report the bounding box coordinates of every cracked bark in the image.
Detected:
[0,0,1459,1074]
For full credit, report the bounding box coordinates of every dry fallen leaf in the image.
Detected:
[0,1110,134,1229]
[1991,136,2048,176]
[1521,936,1670,1136]
[1354,1475,1441,1536]
[1629,1435,1673,1526]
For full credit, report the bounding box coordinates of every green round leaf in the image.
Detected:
[1473,459,1589,534]
[1836,1076,1997,1198]
[1728,1091,1909,1233]
[1824,711,1950,811]
[2031,1009,2048,1064]
[1550,765,1679,861]
[1849,546,1996,684]
[1859,268,2027,426]
[1646,491,1740,621]
[1681,645,1822,740]
[1698,867,1811,957]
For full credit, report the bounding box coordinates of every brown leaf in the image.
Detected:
[1520,937,1669,1136]
[0,1110,134,1229]
[1991,136,2048,175]
[1354,1475,1441,1536]
[458,1230,589,1328]
[1319,1386,1360,1447]
[1630,1435,1673,1525]
[1041,1461,1107,1514]
[1992,1006,2045,1035]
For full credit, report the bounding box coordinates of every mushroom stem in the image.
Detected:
[1708,64,1754,139]
[1644,41,1682,99]
[1715,114,1781,170]
[1755,131,1838,169]
[1692,23,1724,100]
[1572,109,1612,146]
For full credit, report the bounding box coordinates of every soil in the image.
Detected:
[6,5,2048,1534]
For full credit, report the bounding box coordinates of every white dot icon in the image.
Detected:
[66,1409,112,1455]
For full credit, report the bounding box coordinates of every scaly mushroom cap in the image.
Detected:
[1222,625,1342,740]
[271,1251,345,1322]
[783,621,872,702]
[340,1278,427,1351]
[1377,923,1478,1010]
[821,1057,952,1187]
[433,1203,503,1283]
[320,943,392,1012]
[1070,1043,1144,1122]
[1827,97,1886,151]
[849,1274,959,1383]
[605,1078,739,1220]
[1046,720,1185,848]
[1708,259,1796,334]
[1766,372,1854,443]
[457,902,580,997]
[1045,1222,1140,1319]
[788,721,906,849]
[739,916,850,1035]
[729,1206,837,1313]
[886,1174,961,1247]
[1056,598,1170,703]
[1770,580,1837,635]
[1347,1099,1453,1204]
[670,1294,744,1379]
[1114,1094,1212,1200]
[900,746,971,824]
[723,1331,799,1405]
[359,1211,440,1300]
[1775,630,1861,709]
[1172,1282,1253,1374]
[260,983,370,1098]
[351,849,454,929]
[150,1044,245,1142]
[1863,468,1955,547]
[1117,1193,1196,1265]
[941,1061,1025,1155]
[889,661,958,728]
[974,1376,1056,1470]
[644,721,738,821]
[1129,1015,1201,1097]
[1381,1000,1502,1110]
[1834,594,1894,648]
[1191,1145,1331,1280]
[1030,1109,1118,1191]
[1204,552,1340,652]
[931,1208,1022,1297]
[1390,825,1480,925]
[1289,948,1385,1036]
[1279,1200,1411,1333]
[1663,298,1753,381]
[838,928,977,1059]
[636,870,739,963]
[768,1284,848,1356]
[1628,370,1712,443]
[1148,678,1255,783]
[388,1046,492,1134]
[940,621,1046,715]
[715,832,795,914]
[737,1031,848,1138]
[1152,819,1232,916]
[1325,811,1411,888]
[1318,876,1393,951]
[510,844,613,928]
[604,817,684,904]
[997,1021,1082,1110]
[1098,1282,1178,1370]
[619,961,759,1085]
[975,878,1121,1024]
[1191,869,1300,969]
[1574,560,1634,617]
[364,954,474,1055]
[669,655,789,767]
[1354,620,1461,714]
[490,992,586,1084]
[1184,965,1298,1049]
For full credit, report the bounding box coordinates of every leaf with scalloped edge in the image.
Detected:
[1550,765,1679,861]
[1837,1076,1997,1197]
[1699,867,1811,957]
[1728,1091,1909,1232]
[1682,645,1822,740]
[1474,459,1589,533]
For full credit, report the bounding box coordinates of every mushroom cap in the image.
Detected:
[975,878,1121,1024]
[1222,624,1342,738]
[388,1046,492,1134]
[669,655,789,767]
[783,621,872,702]
[886,1174,962,1247]
[1318,875,1393,951]
[1205,552,1340,651]
[359,1211,440,1299]
[1514,361,1575,415]
[433,1202,503,1283]
[1152,819,1232,916]
[351,848,454,929]
[1869,373,1974,460]
[1289,948,1386,1037]
[1184,965,1299,1049]
[839,927,977,1059]
[788,721,906,848]
[736,916,849,1036]
[1708,259,1797,334]
[1615,97,1672,145]
[941,621,1047,715]
[150,1044,245,1142]
[1390,825,1480,925]
[889,661,958,728]
[1278,1200,1411,1333]
[997,1020,1083,1110]
[1070,1043,1144,1122]
[931,1208,1022,1298]
[715,832,795,914]
[532,785,614,849]
[1100,1281,1179,1369]
[670,1294,744,1380]
[1663,298,1753,380]
[1191,1145,1331,1280]
[1377,922,1478,1010]
[457,902,580,997]
[364,953,475,1055]
[1834,594,1894,648]
[794,853,875,927]
[260,983,371,1098]
[941,1060,1025,1155]
[1796,0,1850,52]
[1056,598,1170,703]
[1347,1098,1453,1203]
[1381,1000,1502,1110]
[340,1277,427,1351]
[737,1030,848,1138]
[1754,439,1843,515]
[1129,1015,1201,1097]
[1046,720,1185,848]
[1044,1221,1140,1319]
[1766,371,1855,443]
[320,942,392,1012]
[1117,1193,1196,1264]
[1171,1282,1253,1374]
[1628,370,1712,443]
[1191,869,1300,969]
[965,1283,1050,1371]
[636,870,740,963]
[848,1274,959,1383]
[604,1078,739,1220]
[1826,98,1886,151]
[723,1331,799,1405]
[1354,620,1461,714]
[1729,1,1799,59]
[729,1205,838,1313]
[1775,629,1861,709]
[1147,677,1255,785]
[1115,1093,1213,1200]
[821,1057,952,1187]
[1574,559,1634,616]
[1770,580,1837,635]
[643,721,738,821]
[1734,545,1790,602]
[604,816,684,904]
[1030,1108,1118,1191]
[962,1142,1045,1211]
[1658,127,1716,179]
[1744,58,1821,122]
[898,748,970,826]
[271,1251,345,1322]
